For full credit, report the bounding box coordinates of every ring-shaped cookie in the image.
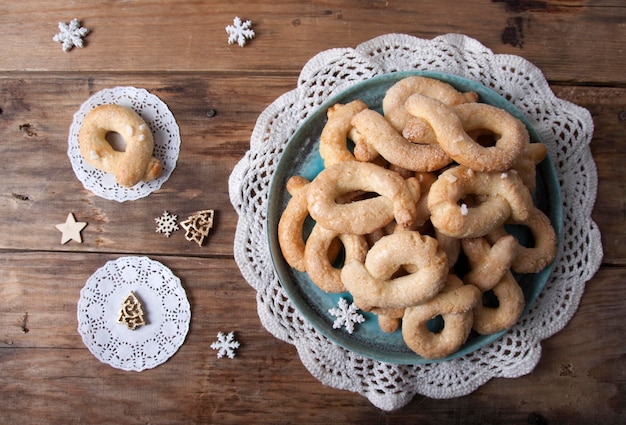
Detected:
[472,270,525,335]
[488,206,558,274]
[427,165,533,238]
[382,75,478,133]
[307,161,420,235]
[402,274,481,359]
[78,104,162,187]
[303,224,368,293]
[462,235,518,291]
[340,231,448,309]
[404,94,528,172]
[351,109,453,172]
[452,102,529,172]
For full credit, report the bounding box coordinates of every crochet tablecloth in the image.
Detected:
[228,33,602,411]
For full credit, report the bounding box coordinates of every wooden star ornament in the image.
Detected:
[55,212,87,244]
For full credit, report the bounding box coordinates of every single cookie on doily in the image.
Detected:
[67,86,181,202]
[77,256,191,371]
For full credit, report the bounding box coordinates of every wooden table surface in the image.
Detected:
[1,1,624,424]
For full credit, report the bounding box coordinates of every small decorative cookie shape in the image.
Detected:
[180,209,215,246]
[117,292,146,330]
[78,104,163,187]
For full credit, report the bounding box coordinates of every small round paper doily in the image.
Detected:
[67,86,181,202]
[77,256,191,372]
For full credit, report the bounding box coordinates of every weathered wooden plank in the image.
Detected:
[1,75,622,263]
[0,1,623,83]
[0,252,623,424]
[0,1,623,424]
[0,253,260,347]
[0,74,296,256]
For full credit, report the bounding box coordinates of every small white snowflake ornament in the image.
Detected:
[210,331,240,359]
[53,19,89,52]
[155,211,179,237]
[226,17,255,47]
[328,298,365,334]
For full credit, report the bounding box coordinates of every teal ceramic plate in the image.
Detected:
[267,71,563,364]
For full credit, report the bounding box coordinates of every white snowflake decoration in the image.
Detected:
[53,19,89,52]
[225,17,255,47]
[210,331,240,359]
[328,298,365,334]
[155,211,179,237]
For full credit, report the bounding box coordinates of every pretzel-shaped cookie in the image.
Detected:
[366,172,437,238]
[303,224,368,293]
[427,165,533,238]
[79,104,162,187]
[382,75,478,134]
[487,206,558,274]
[319,100,368,167]
[402,274,481,359]
[459,235,525,334]
[472,270,525,335]
[307,161,420,235]
[404,94,528,172]
[340,231,448,309]
[462,235,518,291]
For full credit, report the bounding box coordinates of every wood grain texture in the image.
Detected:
[0,0,624,424]
[0,74,296,256]
[2,77,624,262]
[0,1,624,83]
[0,256,623,424]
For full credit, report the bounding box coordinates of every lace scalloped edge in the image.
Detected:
[228,33,603,410]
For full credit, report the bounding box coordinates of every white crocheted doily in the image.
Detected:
[228,33,602,411]
[67,86,181,202]
[77,256,191,372]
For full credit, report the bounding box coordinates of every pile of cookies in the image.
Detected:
[278,76,557,359]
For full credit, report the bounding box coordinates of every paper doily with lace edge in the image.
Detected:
[77,256,191,372]
[67,86,181,202]
[228,33,602,411]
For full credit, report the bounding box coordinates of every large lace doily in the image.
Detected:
[228,33,602,411]
[67,86,181,202]
[77,256,191,372]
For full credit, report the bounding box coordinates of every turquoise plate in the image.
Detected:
[267,71,563,364]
